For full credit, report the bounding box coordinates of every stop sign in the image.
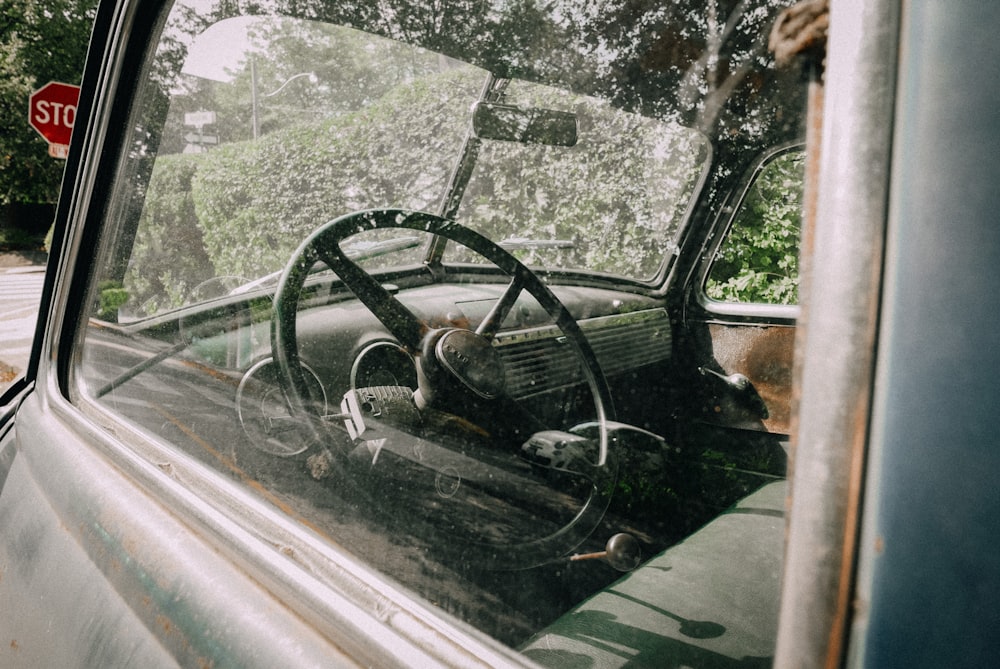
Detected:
[29,81,81,148]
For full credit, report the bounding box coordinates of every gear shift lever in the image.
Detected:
[570,533,641,571]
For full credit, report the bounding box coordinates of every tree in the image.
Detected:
[705,149,804,304]
[0,0,97,205]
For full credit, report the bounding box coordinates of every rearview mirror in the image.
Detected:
[472,102,578,146]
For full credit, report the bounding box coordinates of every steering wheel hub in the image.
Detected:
[435,329,506,399]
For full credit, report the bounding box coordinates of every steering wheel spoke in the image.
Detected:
[476,270,528,340]
[312,236,427,352]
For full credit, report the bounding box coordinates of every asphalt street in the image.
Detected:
[0,262,46,387]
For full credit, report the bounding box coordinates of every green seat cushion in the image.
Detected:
[522,480,786,668]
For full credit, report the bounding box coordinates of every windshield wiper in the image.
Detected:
[344,234,424,261]
[229,235,424,295]
[498,237,576,250]
[95,236,424,398]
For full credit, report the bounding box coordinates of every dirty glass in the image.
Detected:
[74,0,804,664]
[706,148,805,305]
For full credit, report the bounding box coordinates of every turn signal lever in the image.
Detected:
[570,533,641,571]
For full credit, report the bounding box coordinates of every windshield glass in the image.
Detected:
[118,13,716,318]
[454,78,709,277]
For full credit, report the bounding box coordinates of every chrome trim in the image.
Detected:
[495,308,671,397]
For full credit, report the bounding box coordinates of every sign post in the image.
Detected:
[28,81,81,159]
[183,110,218,153]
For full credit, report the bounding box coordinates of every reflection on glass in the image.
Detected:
[76,0,804,661]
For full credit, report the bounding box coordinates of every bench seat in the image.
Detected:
[521,480,787,668]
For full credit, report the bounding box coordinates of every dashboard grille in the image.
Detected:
[495,308,671,398]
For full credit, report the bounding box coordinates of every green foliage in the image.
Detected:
[705,150,804,305]
[96,280,128,321]
[114,2,793,315]
[191,66,479,281]
[123,154,215,314]
[0,225,37,249]
[149,65,704,299]
[455,85,707,279]
[0,0,98,205]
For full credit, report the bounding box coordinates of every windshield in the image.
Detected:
[118,15,713,318]
[454,77,709,276]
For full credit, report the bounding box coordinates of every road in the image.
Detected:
[0,265,46,388]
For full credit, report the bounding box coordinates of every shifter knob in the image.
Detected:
[570,533,642,571]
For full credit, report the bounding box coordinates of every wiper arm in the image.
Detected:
[498,237,576,250]
[97,236,425,398]
[95,338,189,398]
[229,235,424,295]
[344,234,423,261]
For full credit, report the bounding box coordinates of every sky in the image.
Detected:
[180,15,259,82]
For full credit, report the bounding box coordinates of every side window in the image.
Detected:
[64,1,807,665]
[706,149,805,305]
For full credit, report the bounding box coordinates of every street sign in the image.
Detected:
[184,110,217,127]
[184,132,218,145]
[28,81,81,159]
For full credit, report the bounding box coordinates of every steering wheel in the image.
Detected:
[271,209,616,569]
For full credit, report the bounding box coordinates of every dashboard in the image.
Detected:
[94,276,675,469]
[291,281,671,430]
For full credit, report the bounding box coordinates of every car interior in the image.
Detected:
[65,1,807,663]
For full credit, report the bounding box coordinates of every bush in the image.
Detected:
[706,150,804,305]
[192,68,478,280]
[123,153,215,315]
[126,65,723,314]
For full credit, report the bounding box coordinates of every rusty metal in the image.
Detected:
[773,1,899,668]
[770,0,830,67]
[707,323,796,434]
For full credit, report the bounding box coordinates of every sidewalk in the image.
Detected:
[0,250,48,388]
[0,248,48,269]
